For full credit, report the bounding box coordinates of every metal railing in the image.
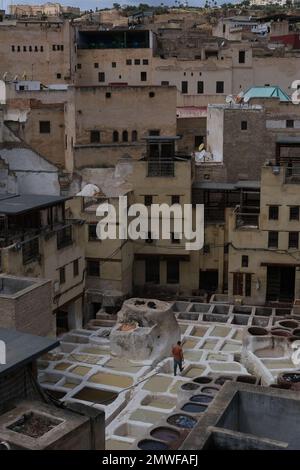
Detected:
[234,206,259,229]
[147,160,175,177]
[285,166,300,184]
[22,237,39,264]
[57,225,73,249]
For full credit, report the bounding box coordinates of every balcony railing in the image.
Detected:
[22,237,39,264]
[57,225,73,249]
[235,207,259,229]
[147,160,175,177]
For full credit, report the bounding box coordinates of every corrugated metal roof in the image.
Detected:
[0,328,59,375]
[243,86,291,102]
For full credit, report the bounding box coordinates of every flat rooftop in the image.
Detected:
[0,194,70,215]
[0,328,59,375]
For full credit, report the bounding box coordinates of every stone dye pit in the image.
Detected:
[37,298,300,450]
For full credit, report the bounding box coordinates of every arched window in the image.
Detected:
[132,130,137,142]
[122,130,128,142]
[113,130,119,142]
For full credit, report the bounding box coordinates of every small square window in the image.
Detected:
[39,121,50,134]
[172,195,180,204]
[216,81,224,93]
[134,59,140,65]
[143,59,149,65]
[241,121,247,130]
[290,206,299,220]
[149,91,155,98]
[88,223,99,241]
[52,45,56,51]
[268,231,278,248]
[144,195,153,206]
[269,205,279,220]
[77,63,82,69]
[98,72,105,82]
[161,81,169,86]
[181,81,188,94]
[286,120,294,128]
[197,81,204,94]
[90,131,100,143]
[94,63,99,68]
[87,259,100,277]
[56,73,62,79]
[73,259,79,277]
[242,255,248,267]
[289,232,299,249]
[59,266,65,284]
[239,50,246,64]
[106,92,111,98]
[167,259,179,284]
[112,62,116,68]
[126,59,132,65]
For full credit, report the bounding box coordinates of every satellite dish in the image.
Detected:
[198,143,205,151]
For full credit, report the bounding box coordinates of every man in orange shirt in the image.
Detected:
[172,341,184,376]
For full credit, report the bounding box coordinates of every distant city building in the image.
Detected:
[9,2,80,18]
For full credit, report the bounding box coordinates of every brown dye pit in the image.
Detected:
[201,340,218,350]
[89,372,133,388]
[41,353,64,362]
[105,358,142,373]
[211,326,230,337]
[221,343,242,353]
[263,359,295,369]
[169,380,188,394]
[106,439,133,450]
[184,350,203,361]
[183,339,198,349]
[143,397,176,410]
[54,362,72,371]
[69,354,100,365]
[184,366,206,378]
[191,326,209,337]
[70,365,92,376]
[255,347,284,358]
[63,382,78,389]
[210,362,241,372]
[130,409,166,424]
[81,347,110,355]
[73,387,118,405]
[143,376,173,393]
